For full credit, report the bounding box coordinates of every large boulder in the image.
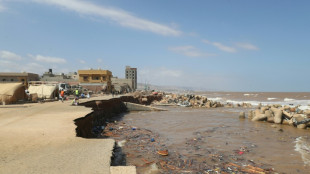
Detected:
[265,110,274,123]
[205,101,211,108]
[239,112,245,119]
[297,124,307,129]
[270,107,283,124]
[260,106,269,114]
[252,109,267,121]
[248,110,254,119]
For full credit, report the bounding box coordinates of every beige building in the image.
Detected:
[0,72,40,87]
[78,69,112,93]
[111,77,133,93]
[41,69,78,82]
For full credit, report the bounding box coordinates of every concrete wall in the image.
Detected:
[111,77,133,93]
[75,95,162,138]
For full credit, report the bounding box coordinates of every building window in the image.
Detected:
[102,76,106,81]
[11,79,14,81]
[83,76,88,81]
[92,76,100,80]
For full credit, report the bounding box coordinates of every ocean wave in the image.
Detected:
[208,97,222,101]
[243,93,258,97]
[224,99,310,110]
[226,100,260,106]
[294,136,310,166]
[267,98,277,100]
[284,98,295,102]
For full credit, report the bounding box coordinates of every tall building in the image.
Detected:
[125,66,137,91]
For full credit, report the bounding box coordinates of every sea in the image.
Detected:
[124,92,310,173]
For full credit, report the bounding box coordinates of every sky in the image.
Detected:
[0,0,309,92]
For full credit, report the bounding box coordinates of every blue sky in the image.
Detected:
[0,0,309,91]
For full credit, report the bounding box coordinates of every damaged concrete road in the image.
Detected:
[0,97,115,174]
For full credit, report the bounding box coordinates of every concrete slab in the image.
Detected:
[124,102,167,111]
[110,166,137,174]
[0,99,115,174]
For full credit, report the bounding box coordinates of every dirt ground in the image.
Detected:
[0,97,115,174]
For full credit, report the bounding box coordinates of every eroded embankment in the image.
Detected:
[74,95,162,138]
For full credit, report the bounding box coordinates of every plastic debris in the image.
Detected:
[157,150,169,156]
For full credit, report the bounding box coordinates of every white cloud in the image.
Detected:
[79,60,86,64]
[32,54,67,64]
[158,68,182,78]
[22,62,46,73]
[32,0,181,36]
[97,58,103,63]
[0,1,6,12]
[236,43,259,50]
[202,40,236,53]
[169,46,215,58]
[139,67,184,86]
[0,50,22,60]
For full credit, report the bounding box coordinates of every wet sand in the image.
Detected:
[121,106,310,173]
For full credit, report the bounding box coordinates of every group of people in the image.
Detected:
[59,89,90,105]
[58,89,80,105]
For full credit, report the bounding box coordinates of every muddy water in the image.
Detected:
[123,106,310,173]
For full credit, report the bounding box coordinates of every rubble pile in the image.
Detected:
[249,105,310,129]
[153,93,253,108]
[153,94,224,108]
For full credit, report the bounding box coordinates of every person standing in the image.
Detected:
[75,89,79,98]
[60,90,65,102]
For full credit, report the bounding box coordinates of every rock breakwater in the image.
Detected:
[153,93,252,108]
[249,104,310,129]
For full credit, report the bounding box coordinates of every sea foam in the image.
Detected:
[284,98,295,102]
[295,137,310,166]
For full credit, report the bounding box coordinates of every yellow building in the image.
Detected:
[78,69,112,92]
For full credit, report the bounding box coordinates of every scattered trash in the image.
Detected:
[109,127,113,131]
[99,117,273,173]
[157,150,169,156]
[117,140,127,147]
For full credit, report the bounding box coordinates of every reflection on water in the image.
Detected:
[124,106,310,173]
